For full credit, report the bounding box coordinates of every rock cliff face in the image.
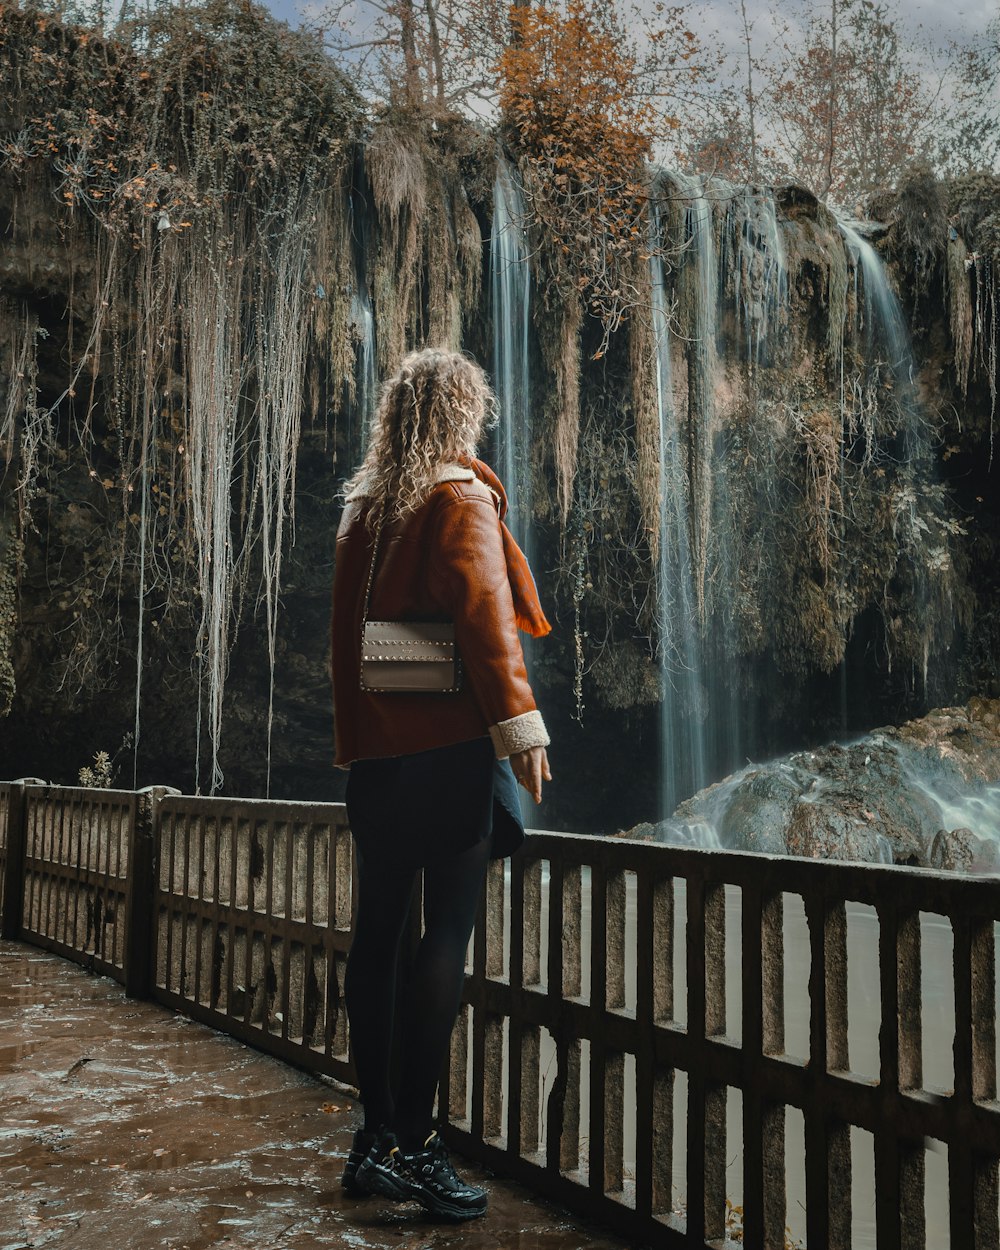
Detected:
[622,698,1000,868]
[0,7,998,836]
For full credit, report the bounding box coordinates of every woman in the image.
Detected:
[330,348,552,1221]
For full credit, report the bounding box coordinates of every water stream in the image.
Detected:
[729,187,789,366]
[350,284,376,447]
[650,191,708,819]
[839,221,916,398]
[491,158,534,563]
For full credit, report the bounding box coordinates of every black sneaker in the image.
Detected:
[355,1130,413,1203]
[340,1127,377,1195]
[360,1131,488,1221]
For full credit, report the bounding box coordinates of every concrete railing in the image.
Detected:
[1,779,998,1249]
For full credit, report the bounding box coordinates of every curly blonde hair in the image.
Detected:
[344,348,497,527]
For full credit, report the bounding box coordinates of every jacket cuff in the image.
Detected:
[488,710,550,760]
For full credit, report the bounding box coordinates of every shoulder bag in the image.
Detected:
[359,512,462,693]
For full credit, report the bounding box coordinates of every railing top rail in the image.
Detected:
[157,793,350,821]
[520,827,1000,913]
[3,781,998,913]
[16,783,139,806]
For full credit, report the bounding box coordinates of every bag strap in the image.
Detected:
[361,508,388,630]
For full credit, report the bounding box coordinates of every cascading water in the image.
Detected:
[650,190,708,819]
[349,176,377,450]
[669,173,757,796]
[730,188,788,365]
[650,178,795,830]
[839,219,938,691]
[350,284,376,446]
[491,158,533,560]
[490,158,536,820]
[669,172,717,620]
[839,221,915,395]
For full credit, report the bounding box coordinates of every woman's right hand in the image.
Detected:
[510,746,552,805]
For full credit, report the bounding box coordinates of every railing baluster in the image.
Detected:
[447,1001,469,1122]
[507,852,526,1153]
[483,1012,504,1141]
[606,869,626,1012]
[876,900,905,1250]
[805,892,851,1250]
[562,862,581,1000]
[651,1062,674,1219]
[653,874,674,1023]
[604,1049,625,1196]
[589,860,608,1193]
[686,876,727,1241]
[951,909,978,1248]
[635,870,654,1217]
[524,857,542,987]
[896,910,925,1250]
[971,916,999,1250]
[520,1024,540,1155]
[555,1037,581,1174]
[470,868,488,1141]
[193,813,206,1007]
[486,856,505,980]
[0,782,27,939]
[743,885,786,1249]
[544,854,579,1176]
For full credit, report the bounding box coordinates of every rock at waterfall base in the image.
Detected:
[618,699,1000,870]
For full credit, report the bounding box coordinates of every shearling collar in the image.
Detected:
[345,462,475,501]
[431,463,476,483]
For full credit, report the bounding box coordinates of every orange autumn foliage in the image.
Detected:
[498,0,668,344]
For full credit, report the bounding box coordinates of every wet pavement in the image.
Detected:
[0,941,629,1250]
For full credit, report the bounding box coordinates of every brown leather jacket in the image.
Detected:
[331,465,549,767]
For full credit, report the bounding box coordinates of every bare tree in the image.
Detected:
[738,0,758,181]
[820,0,838,202]
[762,0,944,207]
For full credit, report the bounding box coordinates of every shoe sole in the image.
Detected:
[357,1162,416,1204]
[413,1191,488,1222]
[359,1166,486,1219]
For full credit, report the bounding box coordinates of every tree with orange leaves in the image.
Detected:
[499,0,703,344]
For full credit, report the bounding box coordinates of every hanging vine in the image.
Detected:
[0,0,362,790]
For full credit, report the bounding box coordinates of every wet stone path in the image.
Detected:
[0,942,628,1250]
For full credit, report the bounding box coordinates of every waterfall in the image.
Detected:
[351,283,376,447]
[654,178,795,813]
[838,220,946,700]
[730,188,788,365]
[839,219,925,461]
[349,173,377,452]
[839,221,914,387]
[668,172,717,622]
[670,173,759,796]
[491,158,533,558]
[650,196,708,819]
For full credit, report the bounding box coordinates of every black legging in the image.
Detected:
[344,833,492,1144]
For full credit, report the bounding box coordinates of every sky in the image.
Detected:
[258,0,996,147]
[263,0,996,52]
